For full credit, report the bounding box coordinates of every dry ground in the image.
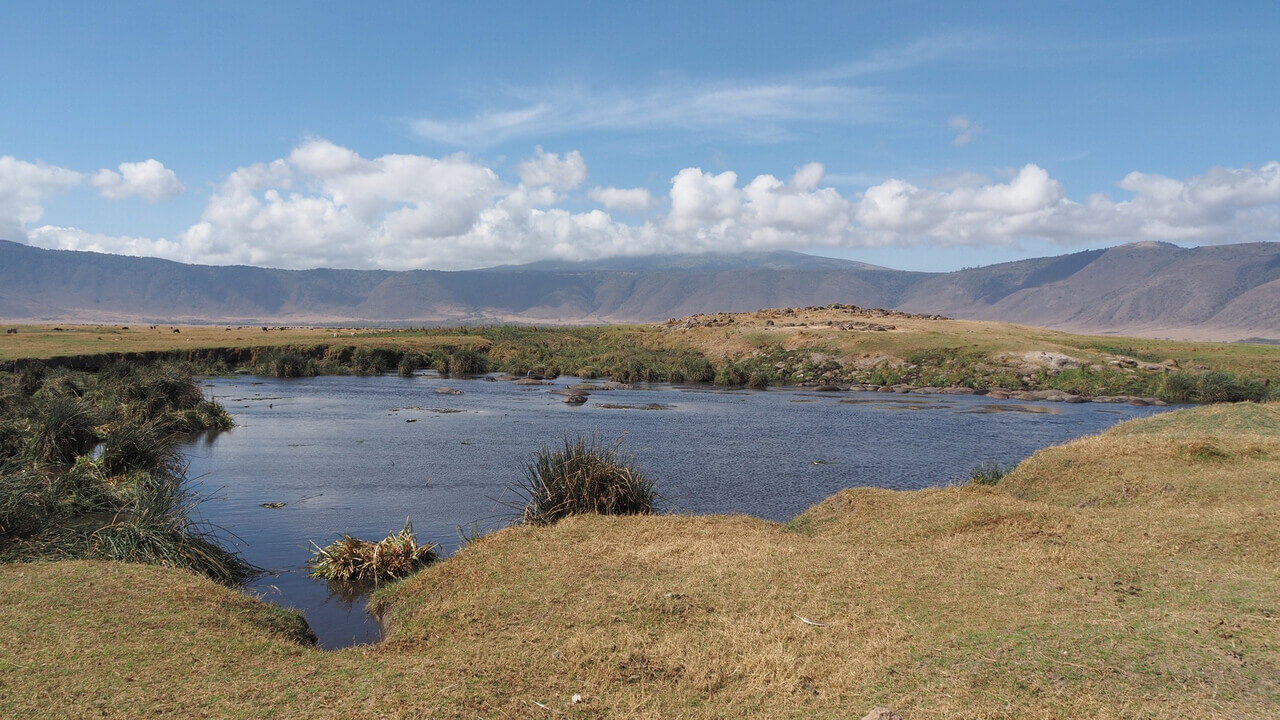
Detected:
[2,403,1278,718]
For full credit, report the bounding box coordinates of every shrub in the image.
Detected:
[307,520,437,584]
[517,435,656,526]
[968,461,1009,486]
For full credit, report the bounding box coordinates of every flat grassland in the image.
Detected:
[2,402,1277,718]
[4,308,1280,382]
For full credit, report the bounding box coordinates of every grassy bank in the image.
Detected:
[0,364,255,584]
[1,402,1277,718]
[4,308,1278,402]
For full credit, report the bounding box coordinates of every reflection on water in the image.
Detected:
[184,374,1172,649]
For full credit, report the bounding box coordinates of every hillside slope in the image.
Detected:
[2,239,1279,339]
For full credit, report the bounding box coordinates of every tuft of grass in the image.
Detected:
[98,419,178,476]
[397,352,424,377]
[307,520,437,584]
[26,395,98,464]
[516,434,656,526]
[257,350,317,378]
[968,461,1010,486]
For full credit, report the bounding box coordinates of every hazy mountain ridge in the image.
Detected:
[2,239,1278,340]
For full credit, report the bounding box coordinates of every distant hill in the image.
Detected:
[2,239,1279,340]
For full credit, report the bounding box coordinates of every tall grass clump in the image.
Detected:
[27,395,98,464]
[99,419,179,475]
[87,470,258,585]
[516,434,656,526]
[258,350,317,378]
[307,520,437,584]
[397,352,425,377]
[969,461,1010,486]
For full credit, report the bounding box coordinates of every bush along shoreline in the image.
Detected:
[0,363,256,585]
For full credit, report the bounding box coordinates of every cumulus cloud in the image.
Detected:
[948,115,981,146]
[11,141,1280,269]
[588,186,653,212]
[515,147,587,190]
[89,159,185,201]
[0,156,83,239]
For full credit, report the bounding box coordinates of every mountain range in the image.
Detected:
[2,238,1278,341]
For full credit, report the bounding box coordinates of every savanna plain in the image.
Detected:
[1,307,1278,718]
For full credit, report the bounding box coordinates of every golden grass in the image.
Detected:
[6,312,1280,381]
[665,308,1280,376]
[0,324,490,362]
[2,404,1279,718]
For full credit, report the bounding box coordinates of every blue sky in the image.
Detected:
[1,1,1277,271]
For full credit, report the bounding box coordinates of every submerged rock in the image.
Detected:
[434,387,464,395]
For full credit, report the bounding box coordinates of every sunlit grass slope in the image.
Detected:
[2,402,1277,718]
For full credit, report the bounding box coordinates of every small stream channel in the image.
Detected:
[183,373,1172,649]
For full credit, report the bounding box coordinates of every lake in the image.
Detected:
[184,374,1171,649]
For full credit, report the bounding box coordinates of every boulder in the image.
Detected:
[515,378,550,386]
[562,394,588,405]
[434,387,464,395]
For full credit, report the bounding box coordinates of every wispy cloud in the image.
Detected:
[410,34,980,147]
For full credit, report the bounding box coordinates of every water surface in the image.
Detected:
[184,374,1170,648]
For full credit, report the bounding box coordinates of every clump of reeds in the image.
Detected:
[969,461,1010,486]
[516,434,656,526]
[433,348,490,376]
[27,395,98,464]
[98,419,179,476]
[307,520,437,584]
[113,365,205,418]
[86,470,258,585]
[257,351,317,378]
[397,352,425,377]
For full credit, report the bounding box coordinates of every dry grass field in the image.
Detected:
[2,402,1277,718]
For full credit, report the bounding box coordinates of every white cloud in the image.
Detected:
[588,186,653,212]
[515,147,586,190]
[89,159,185,201]
[11,142,1280,269]
[408,36,985,148]
[948,115,982,146]
[0,156,83,240]
[412,81,888,147]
